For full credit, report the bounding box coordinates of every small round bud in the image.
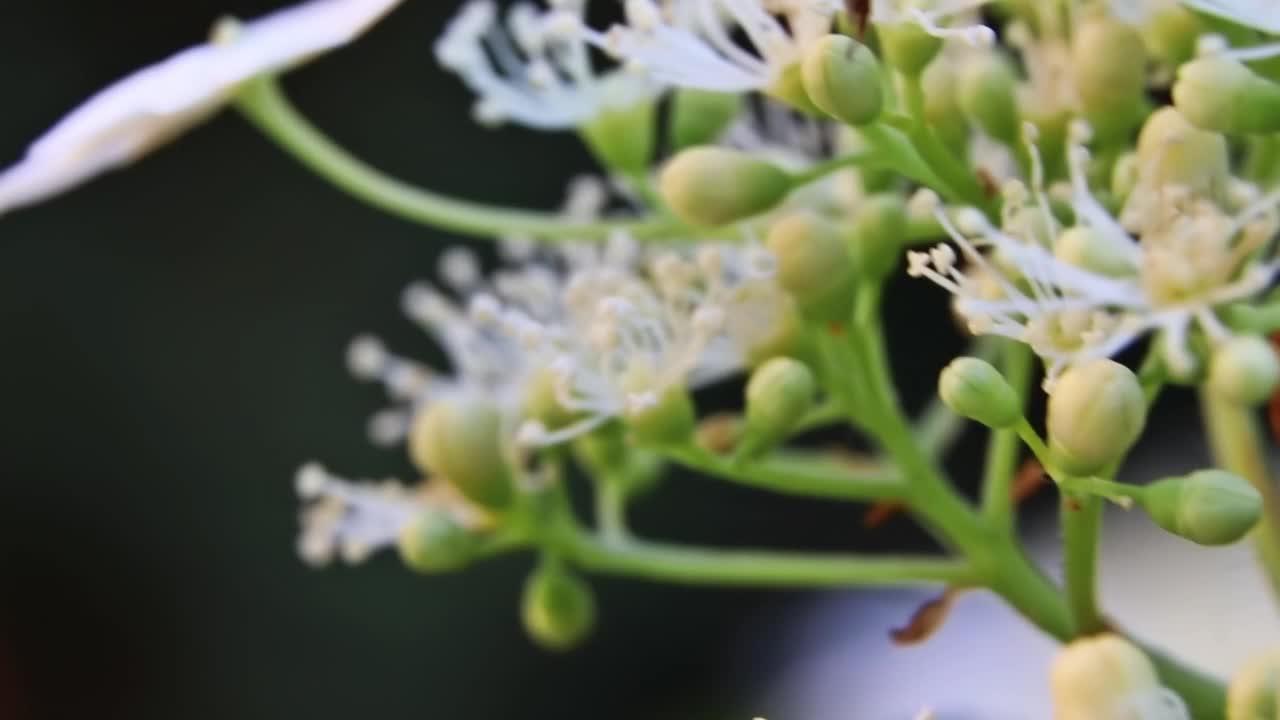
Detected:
[938,357,1021,429]
[397,507,481,574]
[1051,635,1182,720]
[620,366,696,447]
[743,293,811,368]
[921,57,970,151]
[1135,107,1230,201]
[1210,335,1280,406]
[580,101,656,175]
[658,147,791,228]
[669,89,743,149]
[1053,226,1137,278]
[1140,4,1203,69]
[1174,56,1280,135]
[801,35,884,127]
[1141,469,1262,546]
[878,21,943,76]
[1047,360,1147,476]
[1111,151,1139,206]
[1227,648,1280,720]
[521,561,596,651]
[524,367,579,431]
[847,194,908,281]
[742,357,816,456]
[958,51,1021,145]
[409,396,513,509]
[1072,12,1147,140]
[766,211,856,321]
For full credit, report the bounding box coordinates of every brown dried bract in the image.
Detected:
[845,0,871,39]
[890,589,960,646]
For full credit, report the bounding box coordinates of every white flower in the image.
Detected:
[434,0,656,129]
[908,122,1280,388]
[570,0,836,93]
[0,0,402,216]
[1181,0,1280,34]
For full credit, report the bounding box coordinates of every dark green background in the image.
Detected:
[0,2,984,718]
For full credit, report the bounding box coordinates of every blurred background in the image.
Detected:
[0,2,1274,719]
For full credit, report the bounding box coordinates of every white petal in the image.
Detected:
[1181,0,1280,33]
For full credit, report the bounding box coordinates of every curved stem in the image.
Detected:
[234,76,673,241]
[663,444,907,501]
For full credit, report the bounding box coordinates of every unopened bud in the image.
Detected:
[921,58,970,151]
[621,366,696,446]
[1141,469,1262,546]
[1072,12,1147,140]
[958,51,1021,144]
[766,211,856,321]
[1140,4,1203,69]
[521,561,596,651]
[1210,335,1280,406]
[741,357,816,456]
[524,367,578,431]
[878,21,943,76]
[1053,226,1138,278]
[847,194,908,281]
[1047,360,1146,476]
[670,89,743,149]
[397,507,481,573]
[1174,55,1280,135]
[1135,107,1230,201]
[1227,648,1280,720]
[1111,151,1139,206]
[409,396,513,509]
[659,147,791,228]
[938,357,1021,429]
[801,35,884,126]
[580,101,655,175]
[1051,635,1185,720]
[768,61,822,115]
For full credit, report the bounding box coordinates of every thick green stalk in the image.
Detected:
[1200,388,1280,602]
[981,341,1034,531]
[664,444,907,501]
[1060,494,1104,635]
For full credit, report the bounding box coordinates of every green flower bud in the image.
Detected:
[801,35,884,126]
[1135,107,1230,200]
[766,211,856,321]
[669,89,743,150]
[1053,226,1138,278]
[767,61,822,115]
[658,147,791,228]
[921,57,971,152]
[1072,13,1147,140]
[741,357,816,456]
[878,21,943,76]
[1051,635,1165,719]
[1211,335,1280,406]
[742,292,811,368]
[621,365,696,447]
[958,51,1021,145]
[1228,648,1280,720]
[847,194,908,281]
[409,396,513,509]
[397,507,481,574]
[1111,151,1139,206]
[521,561,596,651]
[580,101,656,176]
[524,366,578,431]
[938,357,1022,429]
[1141,469,1262,546]
[1047,360,1147,476]
[1140,4,1203,69]
[1174,55,1280,135]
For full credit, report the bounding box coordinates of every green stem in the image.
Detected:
[234,77,673,241]
[1060,493,1104,635]
[1200,387,1280,602]
[593,475,631,544]
[663,444,907,501]
[899,73,993,214]
[788,152,876,187]
[981,341,1033,531]
[858,122,960,202]
[1144,645,1228,720]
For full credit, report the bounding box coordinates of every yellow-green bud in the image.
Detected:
[1053,226,1138,278]
[1174,55,1280,135]
[921,57,971,151]
[847,194,908,280]
[767,61,822,115]
[938,357,1021,429]
[524,366,578,431]
[397,507,481,574]
[801,35,884,127]
[742,293,811,368]
[580,101,656,176]
[658,147,791,228]
[766,211,856,321]
[621,366,696,447]
[878,21,943,76]
[521,561,596,651]
[409,396,513,509]
[1141,469,1262,546]
[1047,360,1147,476]
[1140,4,1203,69]
[1072,13,1147,140]
[1050,635,1170,720]
[1111,151,1139,206]
[1135,107,1230,200]
[669,89,743,150]
[958,51,1021,145]
[1228,648,1280,720]
[1210,335,1280,406]
[742,357,816,456]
